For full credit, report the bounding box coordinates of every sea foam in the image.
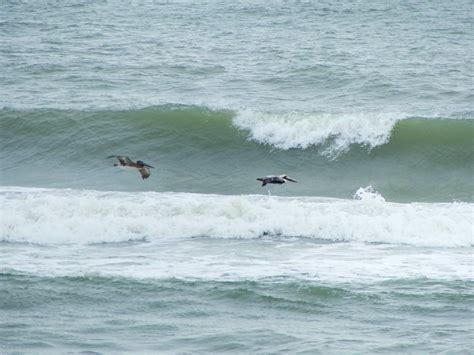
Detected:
[1,187,471,247]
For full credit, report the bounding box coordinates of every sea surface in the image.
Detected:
[1,0,473,353]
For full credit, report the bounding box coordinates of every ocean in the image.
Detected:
[1,0,473,353]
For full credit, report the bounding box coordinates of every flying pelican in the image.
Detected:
[257,175,297,186]
[107,155,154,180]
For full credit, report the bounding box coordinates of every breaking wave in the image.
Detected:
[1,106,473,202]
[2,105,472,156]
[233,110,403,155]
[1,187,472,247]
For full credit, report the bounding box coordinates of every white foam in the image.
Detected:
[233,110,403,155]
[353,185,386,203]
[1,187,472,247]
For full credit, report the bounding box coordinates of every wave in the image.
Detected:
[1,106,473,202]
[1,187,472,247]
[1,105,472,154]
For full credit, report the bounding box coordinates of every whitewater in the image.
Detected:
[1,186,472,248]
[2,186,472,352]
[2,185,472,285]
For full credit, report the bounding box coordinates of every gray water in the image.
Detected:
[2,1,472,114]
[1,1,473,353]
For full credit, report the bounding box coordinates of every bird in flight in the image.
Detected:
[107,155,154,180]
[257,174,297,186]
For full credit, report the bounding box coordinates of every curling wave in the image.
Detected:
[233,110,403,155]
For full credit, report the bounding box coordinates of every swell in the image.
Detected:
[0,106,473,201]
[2,272,472,313]
[2,271,472,353]
[2,271,472,299]
[1,106,472,152]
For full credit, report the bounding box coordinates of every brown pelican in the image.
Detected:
[107,155,154,180]
[257,175,297,186]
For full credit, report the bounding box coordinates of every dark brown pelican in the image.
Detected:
[257,175,297,186]
[107,155,154,180]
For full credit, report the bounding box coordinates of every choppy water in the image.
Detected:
[1,0,473,353]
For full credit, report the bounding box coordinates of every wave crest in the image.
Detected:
[233,110,403,155]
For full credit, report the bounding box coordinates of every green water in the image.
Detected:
[1,107,473,202]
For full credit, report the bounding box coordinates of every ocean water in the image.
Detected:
[1,0,473,353]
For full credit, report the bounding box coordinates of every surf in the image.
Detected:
[1,186,472,247]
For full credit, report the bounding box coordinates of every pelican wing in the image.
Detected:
[257,177,273,186]
[138,167,151,180]
[108,155,133,166]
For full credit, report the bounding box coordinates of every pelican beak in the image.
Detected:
[284,176,297,183]
[144,163,154,168]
